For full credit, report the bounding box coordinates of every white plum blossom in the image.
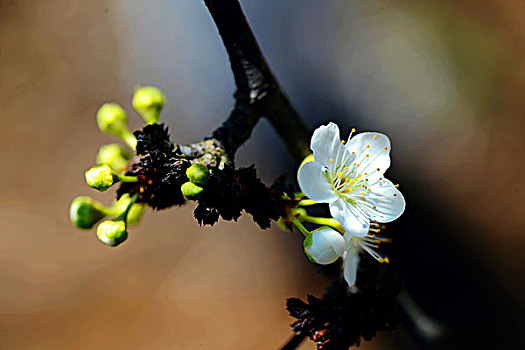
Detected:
[298,122,405,237]
[303,225,392,287]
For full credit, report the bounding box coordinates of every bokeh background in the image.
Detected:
[1,0,523,348]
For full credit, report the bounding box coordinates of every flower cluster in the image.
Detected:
[289,122,405,288]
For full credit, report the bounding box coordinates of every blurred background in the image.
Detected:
[0,0,523,348]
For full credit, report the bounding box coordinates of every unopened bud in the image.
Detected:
[303,227,345,264]
[186,163,209,186]
[85,164,117,192]
[96,103,136,149]
[96,144,132,172]
[96,220,128,247]
[69,196,108,229]
[132,86,165,124]
[181,182,204,200]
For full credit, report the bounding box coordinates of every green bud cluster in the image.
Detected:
[71,87,167,246]
[181,163,210,200]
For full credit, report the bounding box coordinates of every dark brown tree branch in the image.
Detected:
[204,0,310,164]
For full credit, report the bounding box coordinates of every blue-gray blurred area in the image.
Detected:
[0,0,523,348]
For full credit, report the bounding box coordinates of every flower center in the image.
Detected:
[328,165,364,198]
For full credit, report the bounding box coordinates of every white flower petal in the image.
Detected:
[298,161,338,203]
[304,228,346,265]
[310,123,347,172]
[362,179,406,222]
[329,198,370,238]
[346,132,391,180]
[343,245,360,287]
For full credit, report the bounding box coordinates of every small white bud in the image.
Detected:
[303,227,345,265]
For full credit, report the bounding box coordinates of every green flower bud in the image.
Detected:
[303,227,345,265]
[96,220,128,247]
[96,144,132,172]
[132,86,165,124]
[126,203,147,226]
[96,103,136,149]
[85,164,117,192]
[181,182,204,200]
[186,163,209,186]
[69,196,109,229]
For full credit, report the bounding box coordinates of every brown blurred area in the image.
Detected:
[0,0,524,349]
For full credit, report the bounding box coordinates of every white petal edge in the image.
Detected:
[363,179,406,223]
[310,122,345,172]
[329,198,370,238]
[298,161,338,203]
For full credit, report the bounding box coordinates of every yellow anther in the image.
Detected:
[341,140,346,144]
[373,135,377,139]
[361,197,366,201]
[396,184,400,188]
[378,257,384,263]
[351,128,356,133]
[384,146,388,150]
[366,145,370,148]
[338,172,343,177]
[329,158,333,163]
[384,257,390,264]
[366,154,369,157]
